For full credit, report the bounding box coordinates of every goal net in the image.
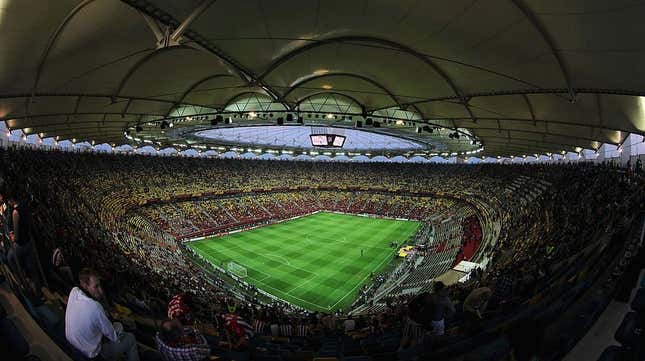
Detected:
[227,261,248,278]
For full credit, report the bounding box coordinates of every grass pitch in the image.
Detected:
[188,212,420,312]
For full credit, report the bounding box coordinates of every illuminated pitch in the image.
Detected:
[188,212,419,312]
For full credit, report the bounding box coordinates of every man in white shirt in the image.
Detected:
[65,268,139,360]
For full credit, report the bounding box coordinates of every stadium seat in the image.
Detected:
[343,356,372,361]
[631,288,645,314]
[596,346,624,361]
[287,351,313,361]
[257,354,283,361]
[615,312,639,347]
[370,352,397,361]
[0,317,30,359]
[317,350,338,358]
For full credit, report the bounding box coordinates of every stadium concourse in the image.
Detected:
[2,1,645,361]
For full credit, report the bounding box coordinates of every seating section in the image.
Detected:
[0,147,642,361]
[136,191,463,240]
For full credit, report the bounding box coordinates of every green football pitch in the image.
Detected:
[188,212,420,312]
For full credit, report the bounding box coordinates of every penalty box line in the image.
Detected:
[198,243,314,278]
[248,275,329,311]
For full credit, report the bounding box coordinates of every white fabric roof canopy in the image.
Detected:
[0,0,644,155]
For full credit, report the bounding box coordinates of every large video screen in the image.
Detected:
[332,135,346,147]
[309,134,346,148]
[310,135,328,146]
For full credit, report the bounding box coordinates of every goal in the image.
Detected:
[227,261,248,278]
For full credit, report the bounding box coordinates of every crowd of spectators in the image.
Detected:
[0,147,642,361]
[137,191,459,239]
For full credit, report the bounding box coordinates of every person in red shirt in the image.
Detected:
[168,293,194,325]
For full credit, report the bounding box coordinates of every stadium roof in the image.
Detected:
[1,0,644,156]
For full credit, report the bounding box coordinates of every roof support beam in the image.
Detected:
[467,127,604,145]
[170,0,216,42]
[255,35,475,124]
[121,99,133,118]
[294,92,364,111]
[165,73,234,116]
[451,116,631,135]
[137,11,165,45]
[522,94,536,126]
[31,0,98,99]
[483,145,568,157]
[2,93,207,108]
[221,91,286,112]
[113,45,193,97]
[484,143,566,154]
[27,0,98,119]
[373,87,645,112]
[482,139,586,154]
[122,0,281,100]
[256,36,461,98]
[511,0,575,101]
[482,138,579,152]
[282,72,403,109]
[73,95,83,112]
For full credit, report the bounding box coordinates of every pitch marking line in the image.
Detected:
[304,235,391,251]
[285,273,318,294]
[198,246,312,275]
[264,253,292,266]
[328,251,393,311]
[252,268,272,282]
[194,247,274,281]
[248,276,329,310]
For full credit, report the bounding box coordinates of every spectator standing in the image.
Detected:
[0,192,10,262]
[7,195,42,288]
[636,157,642,174]
[463,286,493,333]
[223,306,254,350]
[428,281,455,336]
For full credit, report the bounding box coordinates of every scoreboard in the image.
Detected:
[310,134,346,148]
